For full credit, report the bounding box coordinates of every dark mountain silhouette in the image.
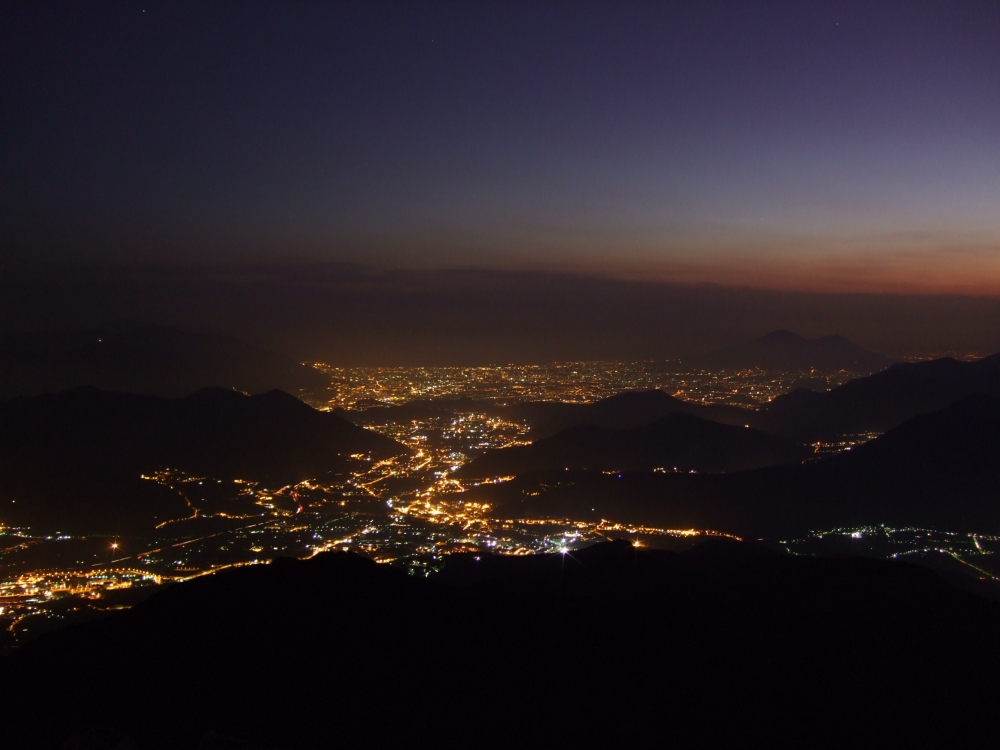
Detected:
[345,351,1000,450]
[459,412,810,477]
[754,352,1000,440]
[503,389,749,438]
[344,389,751,438]
[0,387,407,534]
[0,324,330,400]
[693,329,895,373]
[2,540,999,749]
[760,385,825,413]
[475,394,1000,538]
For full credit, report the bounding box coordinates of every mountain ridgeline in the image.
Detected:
[469,350,1000,445]
[2,540,999,748]
[3,334,995,537]
[692,329,895,373]
[4,333,1000,749]
[0,324,330,400]
[347,388,750,436]
[754,352,1000,440]
[459,412,811,477]
[342,341,1000,448]
[348,349,1000,454]
[472,394,1000,538]
[0,387,407,534]
[500,389,750,438]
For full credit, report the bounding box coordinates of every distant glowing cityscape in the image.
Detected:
[3,360,996,648]
[312,360,863,410]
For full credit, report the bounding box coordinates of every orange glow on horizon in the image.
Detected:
[489,250,1000,296]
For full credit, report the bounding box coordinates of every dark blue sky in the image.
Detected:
[4,0,1000,293]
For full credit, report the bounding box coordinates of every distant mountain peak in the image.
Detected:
[694,330,894,373]
[754,351,1000,440]
[460,410,810,477]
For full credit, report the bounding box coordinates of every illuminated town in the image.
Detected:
[2,360,995,649]
[312,359,864,409]
[781,526,1000,582]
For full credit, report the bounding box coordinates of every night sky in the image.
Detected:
[5,0,1000,293]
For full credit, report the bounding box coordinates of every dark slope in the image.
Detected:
[503,389,750,438]
[0,324,330,400]
[344,389,751,437]
[2,541,999,749]
[478,395,1000,537]
[338,353,1000,447]
[754,352,1000,440]
[459,412,810,477]
[0,388,407,534]
[694,329,895,373]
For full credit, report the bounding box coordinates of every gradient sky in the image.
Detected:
[4,0,1000,292]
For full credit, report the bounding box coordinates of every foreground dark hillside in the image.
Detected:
[460,412,810,477]
[0,387,407,533]
[475,394,1000,537]
[2,540,998,749]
